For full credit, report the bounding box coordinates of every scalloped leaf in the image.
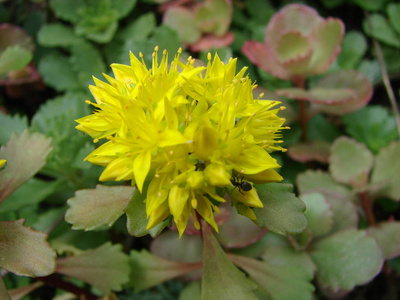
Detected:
[66,185,134,230]
[56,242,130,293]
[388,3,400,34]
[329,136,374,188]
[0,113,28,146]
[125,188,170,237]
[252,183,307,235]
[311,229,383,292]
[130,250,202,292]
[261,246,316,276]
[49,0,85,23]
[216,203,267,248]
[0,219,56,277]
[0,130,52,204]
[194,0,232,36]
[301,193,334,238]
[37,23,82,47]
[0,46,32,75]
[337,31,367,69]
[370,141,400,201]
[163,7,201,44]
[367,221,400,260]
[363,13,400,47]
[342,105,399,154]
[229,253,315,300]
[201,222,258,300]
[296,170,353,200]
[288,140,330,163]
[110,0,137,19]
[38,51,81,91]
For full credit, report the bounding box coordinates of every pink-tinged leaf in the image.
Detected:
[0,219,56,277]
[308,18,345,74]
[367,221,400,260]
[0,130,52,204]
[130,250,202,292]
[0,24,34,53]
[311,70,373,115]
[150,230,202,280]
[276,87,356,104]
[288,140,330,163]
[194,0,232,36]
[163,7,201,44]
[265,4,323,46]
[311,229,383,292]
[201,221,258,300]
[0,277,10,300]
[329,137,374,188]
[276,31,311,63]
[190,32,234,52]
[242,41,290,79]
[228,253,315,300]
[301,193,334,238]
[56,242,130,294]
[65,185,134,231]
[8,282,43,300]
[216,203,267,248]
[370,141,400,201]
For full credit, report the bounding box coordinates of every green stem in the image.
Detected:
[365,11,400,136]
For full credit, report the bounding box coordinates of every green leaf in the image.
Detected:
[0,113,28,146]
[0,178,59,213]
[0,219,56,277]
[351,0,387,11]
[308,114,341,142]
[367,221,400,259]
[163,7,201,44]
[343,105,399,154]
[329,136,374,188]
[337,31,367,69]
[296,170,353,200]
[261,245,316,277]
[130,250,202,292]
[301,193,334,238]
[229,253,314,300]
[201,222,258,300]
[357,59,381,84]
[0,130,52,204]
[110,0,137,19]
[245,0,274,25]
[37,23,82,47]
[70,41,106,87]
[66,185,134,230]
[311,229,383,291]
[179,281,201,300]
[56,242,130,293]
[0,46,32,75]
[253,183,307,235]
[118,12,156,41]
[370,141,400,201]
[288,140,330,164]
[38,51,81,92]
[49,0,85,23]
[31,93,92,177]
[363,13,400,47]
[388,3,400,34]
[125,188,169,237]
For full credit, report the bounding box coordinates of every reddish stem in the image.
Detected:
[293,76,308,142]
[36,274,97,300]
[360,192,376,226]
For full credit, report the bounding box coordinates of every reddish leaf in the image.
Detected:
[190,32,234,52]
[288,140,330,163]
[0,219,56,277]
[0,130,52,204]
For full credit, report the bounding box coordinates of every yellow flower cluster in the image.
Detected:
[76,47,287,235]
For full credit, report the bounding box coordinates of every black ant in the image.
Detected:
[231,176,252,192]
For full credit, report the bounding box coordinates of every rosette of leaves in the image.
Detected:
[242,4,373,116]
[162,0,233,51]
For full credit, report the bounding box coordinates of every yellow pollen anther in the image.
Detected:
[191,198,198,209]
[259,93,265,98]
[139,52,143,58]
[154,45,159,51]
[178,47,182,53]
[85,100,91,104]
[93,138,99,143]
[188,56,192,61]
[85,119,91,122]
[106,136,113,140]
[163,49,167,55]
[155,174,160,178]
[207,52,211,61]
[280,106,286,110]
[152,52,155,57]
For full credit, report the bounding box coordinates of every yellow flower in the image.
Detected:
[76,47,287,236]
[0,159,6,170]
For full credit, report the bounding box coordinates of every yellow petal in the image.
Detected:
[245,169,283,183]
[204,163,231,187]
[231,187,263,208]
[133,150,151,193]
[146,200,170,230]
[168,185,190,219]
